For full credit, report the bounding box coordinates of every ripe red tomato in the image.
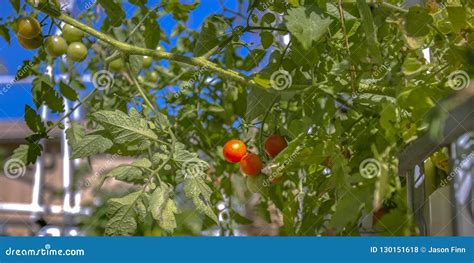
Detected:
[264,135,287,157]
[240,153,263,176]
[223,139,247,163]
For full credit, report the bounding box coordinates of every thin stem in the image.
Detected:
[56,13,262,90]
[46,89,98,134]
[127,62,158,114]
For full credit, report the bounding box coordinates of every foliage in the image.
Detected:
[2,0,473,236]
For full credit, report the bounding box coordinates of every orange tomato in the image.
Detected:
[240,153,263,176]
[223,139,247,163]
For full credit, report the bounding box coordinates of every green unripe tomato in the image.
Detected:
[109,58,125,72]
[44,36,68,57]
[17,34,43,50]
[62,24,84,42]
[142,56,153,68]
[145,71,159,82]
[67,42,88,62]
[17,17,42,39]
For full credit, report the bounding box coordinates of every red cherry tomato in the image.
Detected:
[240,153,263,176]
[223,139,247,163]
[264,135,287,157]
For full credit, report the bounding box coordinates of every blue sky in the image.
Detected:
[0,0,243,120]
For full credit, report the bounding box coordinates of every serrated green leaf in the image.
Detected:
[149,184,178,233]
[32,76,64,113]
[105,191,143,236]
[10,143,43,165]
[9,0,20,13]
[105,159,151,184]
[404,6,433,37]
[65,122,85,148]
[97,0,125,27]
[59,80,78,101]
[92,108,158,144]
[70,135,113,159]
[356,0,382,63]
[285,6,332,50]
[0,24,10,44]
[184,177,218,223]
[24,105,45,133]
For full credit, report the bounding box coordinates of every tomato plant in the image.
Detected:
[1,0,472,236]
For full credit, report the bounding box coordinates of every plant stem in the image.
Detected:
[127,62,158,114]
[46,89,98,134]
[55,13,262,90]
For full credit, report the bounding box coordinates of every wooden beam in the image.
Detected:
[398,81,474,176]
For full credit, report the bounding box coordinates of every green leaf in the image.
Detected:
[70,135,113,159]
[183,177,218,223]
[246,86,278,121]
[356,0,382,63]
[97,0,126,27]
[144,16,160,49]
[402,52,426,76]
[10,143,42,165]
[65,122,85,148]
[91,108,158,145]
[59,80,78,101]
[260,31,273,49]
[24,105,45,133]
[285,6,332,50]
[447,6,467,33]
[0,24,10,44]
[105,159,151,184]
[193,16,220,56]
[32,76,64,113]
[105,191,144,236]
[9,0,20,13]
[149,184,179,233]
[404,6,433,37]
